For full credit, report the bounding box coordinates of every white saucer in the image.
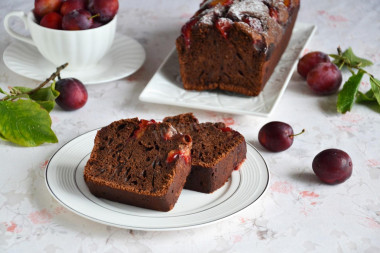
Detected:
[3,33,145,85]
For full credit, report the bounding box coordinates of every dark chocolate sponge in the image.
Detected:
[84,118,192,212]
[164,113,246,193]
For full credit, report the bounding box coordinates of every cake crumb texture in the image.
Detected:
[164,113,247,193]
[84,118,192,211]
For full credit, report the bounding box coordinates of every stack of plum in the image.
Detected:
[34,0,119,30]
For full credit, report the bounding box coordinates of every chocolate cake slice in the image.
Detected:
[163,113,246,193]
[84,118,192,212]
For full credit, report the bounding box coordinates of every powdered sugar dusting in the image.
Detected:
[228,0,269,20]
[199,9,215,25]
[199,4,227,25]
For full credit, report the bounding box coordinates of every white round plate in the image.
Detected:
[45,130,269,231]
[3,33,145,85]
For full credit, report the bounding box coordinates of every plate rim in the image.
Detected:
[45,129,270,231]
[3,33,146,85]
[139,22,316,117]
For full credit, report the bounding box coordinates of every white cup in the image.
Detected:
[4,11,117,70]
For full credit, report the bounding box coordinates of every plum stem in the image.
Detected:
[290,129,305,138]
[28,63,68,95]
[1,63,68,101]
[89,14,100,20]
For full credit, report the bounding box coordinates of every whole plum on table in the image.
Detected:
[55,78,88,111]
[312,149,353,184]
[306,62,342,95]
[297,51,331,79]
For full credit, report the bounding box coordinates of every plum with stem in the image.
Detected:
[62,9,94,30]
[88,0,119,23]
[258,121,304,152]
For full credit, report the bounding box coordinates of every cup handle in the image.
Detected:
[4,11,35,46]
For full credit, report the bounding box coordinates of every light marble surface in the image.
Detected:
[1,0,380,252]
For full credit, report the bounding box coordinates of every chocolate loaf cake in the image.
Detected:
[164,113,246,193]
[176,0,300,96]
[84,118,192,212]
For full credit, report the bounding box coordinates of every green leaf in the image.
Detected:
[0,99,58,147]
[337,69,365,113]
[10,86,23,94]
[36,100,56,112]
[0,87,7,95]
[370,76,380,106]
[0,131,6,140]
[356,90,376,103]
[342,47,373,68]
[13,86,31,93]
[1,94,30,101]
[330,54,348,69]
[329,54,340,60]
[14,84,59,112]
